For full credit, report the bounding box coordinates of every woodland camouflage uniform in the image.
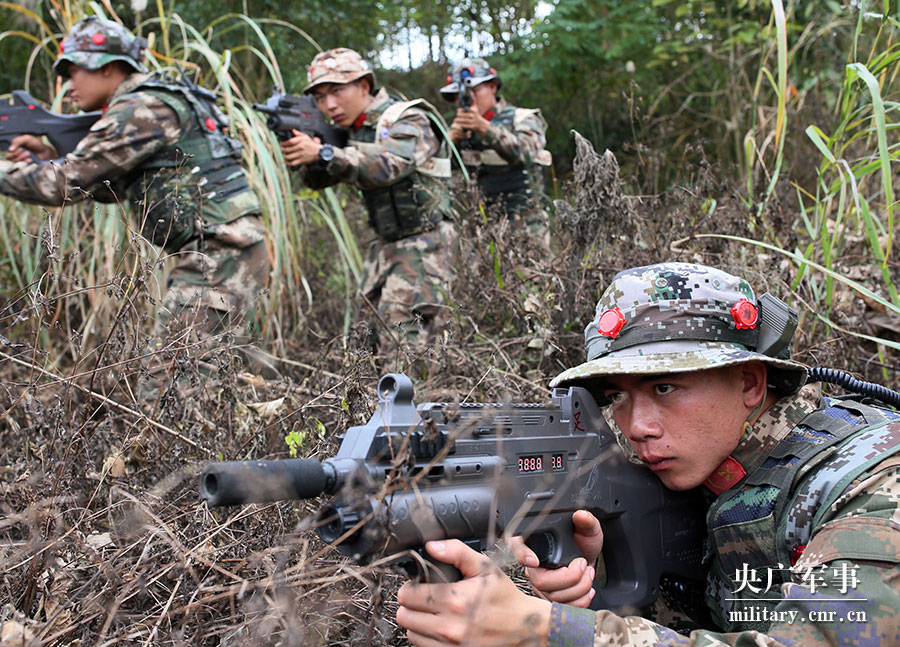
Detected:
[300,48,456,348]
[0,18,269,348]
[441,59,551,236]
[548,263,900,647]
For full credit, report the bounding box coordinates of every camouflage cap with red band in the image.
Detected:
[550,263,808,395]
[303,48,375,93]
[53,16,147,78]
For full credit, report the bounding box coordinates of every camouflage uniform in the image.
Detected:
[0,18,269,344]
[440,59,551,234]
[547,263,900,646]
[299,49,455,346]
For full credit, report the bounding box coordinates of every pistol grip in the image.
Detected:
[522,512,584,569]
[392,546,463,583]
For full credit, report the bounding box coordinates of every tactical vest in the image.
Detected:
[704,399,900,631]
[117,78,260,250]
[348,98,453,242]
[459,104,551,215]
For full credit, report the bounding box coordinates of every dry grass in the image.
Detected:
[2,135,898,646]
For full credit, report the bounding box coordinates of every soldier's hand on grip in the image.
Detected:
[279,129,322,167]
[6,134,57,163]
[447,120,468,144]
[452,107,490,135]
[510,510,604,608]
[396,540,551,647]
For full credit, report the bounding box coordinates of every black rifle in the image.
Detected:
[458,68,473,110]
[253,89,347,152]
[456,69,473,148]
[199,374,706,612]
[0,90,100,157]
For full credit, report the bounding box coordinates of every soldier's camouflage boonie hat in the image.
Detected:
[439,58,501,101]
[304,48,375,93]
[53,16,147,78]
[551,263,808,396]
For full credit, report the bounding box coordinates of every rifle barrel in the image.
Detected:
[200,458,329,507]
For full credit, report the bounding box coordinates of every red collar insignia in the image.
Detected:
[703,456,747,495]
[352,112,367,130]
[483,109,495,121]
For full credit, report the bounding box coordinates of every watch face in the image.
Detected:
[319,144,334,162]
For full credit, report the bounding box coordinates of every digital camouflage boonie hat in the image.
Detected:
[54,16,147,78]
[551,263,808,396]
[439,58,501,101]
[303,48,375,93]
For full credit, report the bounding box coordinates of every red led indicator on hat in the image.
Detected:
[92,33,106,45]
[205,117,217,131]
[446,75,451,83]
[489,67,496,74]
[467,65,475,73]
[60,42,65,53]
[731,299,758,329]
[597,307,626,338]
[28,104,35,110]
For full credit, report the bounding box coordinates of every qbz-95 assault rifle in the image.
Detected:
[200,374,706,612]
[0,90,100,157]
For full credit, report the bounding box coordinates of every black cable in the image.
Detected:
[807,367,900,409]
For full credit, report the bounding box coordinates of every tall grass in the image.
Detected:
[728,1,900,378]
[0,2,362,362]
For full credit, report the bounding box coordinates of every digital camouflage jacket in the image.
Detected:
[300,87,453,242]
[550,384,900,646]
[0,73,260,250]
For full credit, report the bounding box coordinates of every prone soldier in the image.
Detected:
[0,17,271,389]
[395,262,900,646]
[440,58,552,240]
[280,48,456,351]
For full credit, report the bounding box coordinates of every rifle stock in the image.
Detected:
[200,373,707,612]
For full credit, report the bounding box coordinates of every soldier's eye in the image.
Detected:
[605,391,626,404]
[654,384,676,395]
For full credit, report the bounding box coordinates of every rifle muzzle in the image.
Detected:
[200,458,330,507]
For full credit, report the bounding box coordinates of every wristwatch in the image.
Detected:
[318,143,335,163]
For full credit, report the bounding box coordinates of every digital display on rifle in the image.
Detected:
[518,453,565,473]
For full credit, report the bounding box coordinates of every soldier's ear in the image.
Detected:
[102,61,131,78]
[738,361,768,411]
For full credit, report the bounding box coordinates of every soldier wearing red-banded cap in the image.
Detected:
[0,16,271,390]
[281,48,457,352]
[440,58,551,240]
